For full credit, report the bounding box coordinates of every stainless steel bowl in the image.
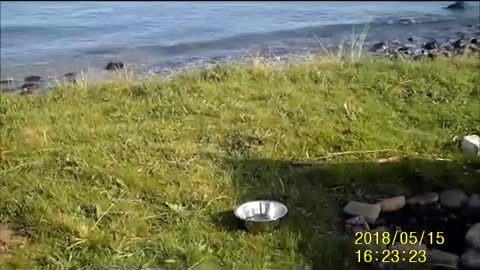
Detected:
[234,200,288,233]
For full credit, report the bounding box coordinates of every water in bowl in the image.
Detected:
[246,214,273,222]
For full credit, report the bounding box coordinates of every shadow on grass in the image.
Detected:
[217,156,480,270]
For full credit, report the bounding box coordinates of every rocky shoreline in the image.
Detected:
[1,23,479,95]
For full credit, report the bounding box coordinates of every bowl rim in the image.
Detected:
[233,200,288,222]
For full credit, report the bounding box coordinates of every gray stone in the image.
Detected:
[461,249,480,270]
[446,1,465,10]
[407,192,440,205]
[20,83,39,91]
[380,196,406,212]
[466,223,480,249]
[461,135,480,156]
[440,189,469,209]
[371,42,388,52]
[423,40,439,50]
[24,75,42,82]
[105,62,125,71]
[427,249,459,269]
[464,194,480,218]
[343,201,381,224]
[345,216,369,234]
[0,78,14,84]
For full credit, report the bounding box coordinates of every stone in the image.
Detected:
[407,37,414,42]
[469,194,480,209]
[444,51,453,58]
[20,83,39,91]
[24,75,42,82]
[461,249,480,270]
[105,62,125,71]
[452,38,466,49]
[63,73,77,84]
[64,72,76,78]
[427,249,460,269]
[399,18,415,25]
[423,41,438,50]
[0,78,14,84]
[371,42,388,52]
[465,223,480,249]
[343,201,381,224]
[380,196,406,212]
[345,216,369,234]
[461,135,480,156]
[428,52,438,59]
[440,189,469,209]
[407,192,439,205]
[464,194,480,219]
[446,1,465,10]
[397,46,413,55]
[471,38,478,45]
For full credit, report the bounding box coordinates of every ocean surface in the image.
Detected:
[1,1,480,81]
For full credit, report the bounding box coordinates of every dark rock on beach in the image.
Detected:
[370,41,388,53]
[64,72,76,77]
[446,1,465,10]
[452,38,466,49]
[423,40,438,50]
[20,83,39,91]
[105,62,125,71]
[0,78,14,84]
[24,75,42,82]
[63,72,77,84]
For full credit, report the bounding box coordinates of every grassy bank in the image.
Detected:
[1,55,479,269]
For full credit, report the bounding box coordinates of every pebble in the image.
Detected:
[465,223,480,249]
[0,78,14,84]
[380,196,406,212]
[423,41,438,50]
[63,72,77,84]
[461,249,480,270]
[345,216,369,233]
[343,201,381,224]
[64,72,76,78]
[105,62,125,71]
[468,194,480,208]
[427,249,459,269]
[440,189,469,209]
[24,75,42,82]
[407,192,439,205]
[371,41,388,52]
[20,83,39,91]
[446,1,465,10]
[452,38,466,49]
[464,194,480,219]
[461,135,480,156]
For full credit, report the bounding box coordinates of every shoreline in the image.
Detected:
[1,22,480,95]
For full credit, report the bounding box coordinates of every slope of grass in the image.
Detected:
[0,55,479,269]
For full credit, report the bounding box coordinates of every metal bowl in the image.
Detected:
[234,200,288,233]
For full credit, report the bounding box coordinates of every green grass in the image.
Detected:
[1,55,479,270]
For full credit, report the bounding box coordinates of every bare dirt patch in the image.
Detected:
[0,224,27,265]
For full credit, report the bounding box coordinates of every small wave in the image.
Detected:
[119,15,458,57]
[0,25,92,36]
